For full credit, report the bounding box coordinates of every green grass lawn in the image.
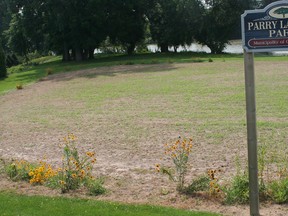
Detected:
[0,52,211,94]
[2,52,287,95]
[0,192,220,216]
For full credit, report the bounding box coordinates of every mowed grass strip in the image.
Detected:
[1,52,287,95]
[0,192,220,216]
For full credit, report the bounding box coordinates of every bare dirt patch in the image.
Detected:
[0,63,287,215]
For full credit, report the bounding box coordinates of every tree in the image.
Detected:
[45,0,107,61]
[196,0,252,54]
[5,14,30,61]
[0,0,15,52]
[274,7,288,18]
[106,0,149,55]
[20,0,48,54]
[0,38,7,79]
[147,0,204,53]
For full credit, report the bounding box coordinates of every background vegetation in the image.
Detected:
[0,0,280,68]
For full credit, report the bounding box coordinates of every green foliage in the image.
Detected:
[147,0,204,52]
[267,178,288,203]
[196,0,251,53]
[223,173,250,204]
[184,176,210,194]
[3,0,255,59]
[4,14,30,61]
[106,1,149,55]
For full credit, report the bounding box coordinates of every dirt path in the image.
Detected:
[0,63,287,216]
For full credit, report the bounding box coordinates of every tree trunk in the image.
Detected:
[62,42,70,62]
[160,43,169,53]
[82,49,88,60]
[127,43,135,55]
[88,47,95,59]
[173,46,178,53]
[75,47,83,62]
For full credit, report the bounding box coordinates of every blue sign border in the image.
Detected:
[241,1,288,52]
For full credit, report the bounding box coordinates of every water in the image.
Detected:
[95,40,288,55]
[147,40,288,55]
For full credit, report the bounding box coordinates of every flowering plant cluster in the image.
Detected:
[4,134,105,196]
[29,161,58,184]
[156,136,193,191]
[58,133,97,193]
[5,159,33,181]
[207,169,221,197]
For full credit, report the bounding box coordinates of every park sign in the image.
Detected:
[242,0,288,52]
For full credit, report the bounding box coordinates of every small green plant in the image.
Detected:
[183,175,210,195]
[156,136,193,191]
[85,177,106,196]
[267,178,288,203]
[45,67,54,75]
[223,173,249,204]
[208,58,213,62]
[16,84,23,90]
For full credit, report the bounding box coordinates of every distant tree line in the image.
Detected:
[0,0,279,70]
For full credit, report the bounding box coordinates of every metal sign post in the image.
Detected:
[244,50,259,216]
[242,1,288,215]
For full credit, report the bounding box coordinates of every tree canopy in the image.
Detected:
[0,0,259,61]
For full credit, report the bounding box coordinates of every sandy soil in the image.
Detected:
[0,63,287,216]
